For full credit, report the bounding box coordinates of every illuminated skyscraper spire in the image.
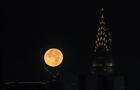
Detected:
[94,8,112,54]
[91,8,114,76]
[86,9,115,90]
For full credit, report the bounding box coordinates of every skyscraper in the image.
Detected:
[91,8,114,76]
[86,8,115,90]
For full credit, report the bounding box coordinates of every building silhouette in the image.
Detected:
[85,8,125,90]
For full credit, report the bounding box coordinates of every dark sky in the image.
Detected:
[1,1,140,90]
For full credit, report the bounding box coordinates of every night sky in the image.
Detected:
[1,1,140,90]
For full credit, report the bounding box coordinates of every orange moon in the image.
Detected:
[44,48,63,67]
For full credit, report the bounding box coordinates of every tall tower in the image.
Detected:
[85,8,126,90]
[91,8,114,76]
[85,8,115,90]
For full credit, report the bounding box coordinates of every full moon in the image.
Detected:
[44,48,63,67]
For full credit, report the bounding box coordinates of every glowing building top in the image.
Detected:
[94,8,112,55]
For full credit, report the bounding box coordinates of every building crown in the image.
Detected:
[94,8,112,54]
